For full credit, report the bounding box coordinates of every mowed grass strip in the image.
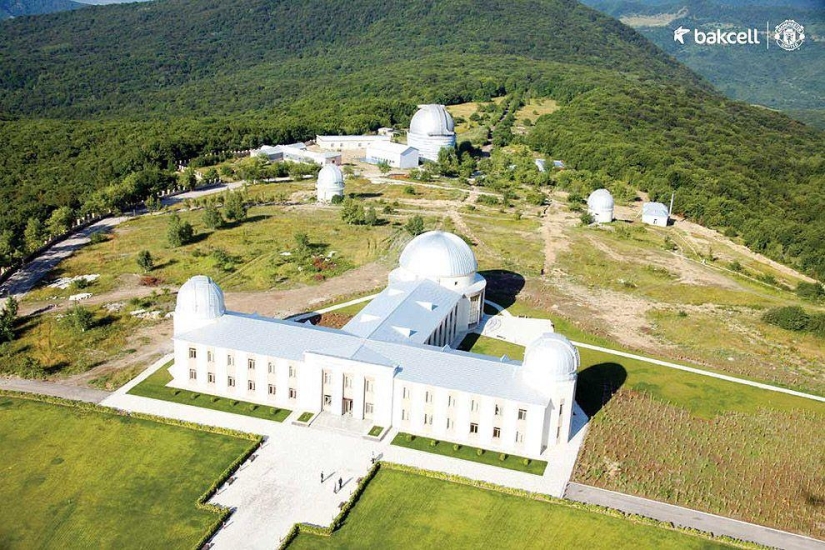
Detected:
[288,469,736,549]
[0,396,251,549]
[391,432,546,475]
[128,364,291,422]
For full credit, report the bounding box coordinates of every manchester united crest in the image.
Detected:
[774,20,805,51]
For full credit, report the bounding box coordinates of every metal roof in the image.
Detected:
[399,231,477,280]
[643,202,669,217]
[341,279,462,344]
[366,141,417,156]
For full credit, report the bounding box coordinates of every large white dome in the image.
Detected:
[587,189,614,210]
[316,164,344,190]
[521,332,579,390]
[399,230,477,280]
[175,275,225,321]
[409,104,455,137]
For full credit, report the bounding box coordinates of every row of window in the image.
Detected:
[401,387,528,420]
[321,372,375,392]
[189,348,297,377]
[399,411,523,443]
[188,369,297,398]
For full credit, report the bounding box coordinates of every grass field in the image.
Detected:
[288,469,735,549]
[391,432,546,475]
[514,98,560,125]
[128,363,292,422]
[0,396,251,549]
[574,390,825,539]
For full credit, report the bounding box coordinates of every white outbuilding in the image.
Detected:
[316,164,345,202]
[407,104,456,162]
[587,189,614,223]
[170,230,581,458]
[366,141,419,169]
[642,202,670,227]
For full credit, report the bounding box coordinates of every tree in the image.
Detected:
[136,250,154,272]
[364,206,378,226]
[0,296,18,343]
[202,205,223,229]
[167,213,194,247]
[61,305,94,333]
[0,230,17,269]
[376,160,391,175]
[405,215,425,236]
[46,206,74,238]
[203,167,219,183]
[179,167,198,190]
[145,195,162,212]
[224,191,247,222]
[23,217,45,254]
[340,198,366,225]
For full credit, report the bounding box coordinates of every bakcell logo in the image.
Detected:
[673,26,761,45]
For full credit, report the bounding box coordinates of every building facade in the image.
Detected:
[316,134,391,151]
[171,231,578,458]
[366,141,419,169]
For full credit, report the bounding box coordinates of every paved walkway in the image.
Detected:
[566,483,825,550]
[0,377,111,403]
[100,356,587,549]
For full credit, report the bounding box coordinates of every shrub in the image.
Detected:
[453,444,460,452]
[403,185,416,195]
[231,400,239,406]
[172,389,180,396]
[499,453,507,461]
[579,212,594,226]
[476,448,484,456]
[211,396,219,403]
[796,282,825,302]
[406,433,414,442]
[429,439,437,447]
[522,458,530,466]
[404,215,424,236]
[88,231,108,244]
[270,408,278,415]
[60,305,94,333]
[249,404,257,411]
[136,250,154,272]
[762,306,810,332]
[476,194,499,206]
[190,393,200,400]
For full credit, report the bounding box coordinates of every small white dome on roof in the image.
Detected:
[399,230,477,280]
[522,332,579,390]
[410,104,455,136]
[316,164,344,190]
[175,275,225,321]
[587,189,614,210]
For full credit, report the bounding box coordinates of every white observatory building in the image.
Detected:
[170,231,579,458]
[407,104,457,162]
[587,189,614,223]
[315,164,345,202]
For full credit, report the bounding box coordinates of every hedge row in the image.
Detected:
[0,390,264,550]
[277,462,382,549]
[379,463,762,550]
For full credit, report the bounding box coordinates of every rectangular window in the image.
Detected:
[493,427,501,439]
[344,375,352,389]
[188,347,197,359]
[516,431,523,443]
[469,422,478,434]
[365,403,374,414]
[207,350,214,363]
[518,408,527,421]
[494,404,501,416]
[559,401,564,418]
[289,366,296,378]
[401,409,408,421]
[425,391,432,403]
[227,355,234,366]
[189,369,197,380]
[323,371,332,384]
[248,380,255,391]
[424,413,432,425]
[207,372,215,383]
[268,384,276,395]
[471,399,478,412]
[365,379,373,393]
[289,388,297,399]
[402,387,409,399]
[447,395,454,407]
[227,376,235,387]
[268,362,275,374]
[446,418,452,430]
[248,358,256,370]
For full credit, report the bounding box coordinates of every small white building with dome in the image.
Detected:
[316,164,345,202]
[407,104,457,162]
[171,230,578,457]
[587,189,614,224]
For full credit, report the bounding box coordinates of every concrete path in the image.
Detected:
[565,483,825,550]
[0,378,111,403]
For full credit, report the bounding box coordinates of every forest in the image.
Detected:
[0,0,823,279]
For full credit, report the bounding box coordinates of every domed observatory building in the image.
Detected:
[521,333,579,447]
[316,164,345,202]
[587,188,614,223]
[407,104,457,162]
[171,232,581,459]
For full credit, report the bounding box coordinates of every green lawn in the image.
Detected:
[128,363,292,422]
[391,433,546,475]
[0,396,251,549]
[288,469,734,549]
